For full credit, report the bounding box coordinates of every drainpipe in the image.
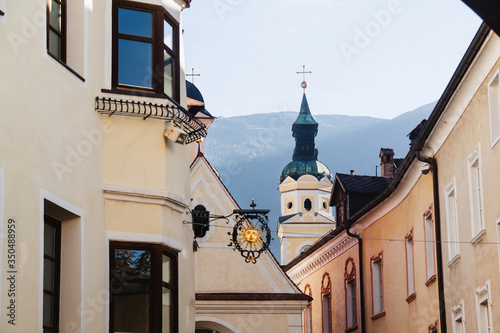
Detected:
[345,220,365,333]
[416,151,447,333]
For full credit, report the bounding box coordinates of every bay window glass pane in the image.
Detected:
[162,287,171,333]
[162,255,171,283]
[164,20,173,50]
[113,284,151,332]
[44,259,55,292]
[118,39,152,88]
[114,249,151,279]
[44,223,55,256]
[118,8,152,38]
[48,30,62,60]
[43,293,54,327]
[49,0,62,31]
[163,50,173,96]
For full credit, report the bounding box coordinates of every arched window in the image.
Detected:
[304,285,312,333]
[344,257,357,330]
[321,272,332,332]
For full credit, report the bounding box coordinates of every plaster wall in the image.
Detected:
[435,53,500,332]
[0,0,194,331]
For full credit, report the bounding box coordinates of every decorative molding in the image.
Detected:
[447,253,461,268]
[344,257,356,281]
[289,236,357,283]
[471,228,486,246]
[195,299,308,314]
[321,272,331,294]
[106,230,183,252]
[102,184,189,213]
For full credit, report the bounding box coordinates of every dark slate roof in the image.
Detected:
[186,81,215,119]
[278,213,299,224]
[336,173,393,194]
[394,158,404,170]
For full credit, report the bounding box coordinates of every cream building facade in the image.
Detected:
[1,0,201,332]
[423,23,500,332]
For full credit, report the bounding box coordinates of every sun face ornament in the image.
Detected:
[228,200,271,264]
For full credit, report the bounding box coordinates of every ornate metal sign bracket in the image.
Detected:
[228,200,271,264]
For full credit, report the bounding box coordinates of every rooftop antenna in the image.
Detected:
[297,65,311,93]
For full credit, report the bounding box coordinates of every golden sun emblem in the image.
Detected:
[237,220,265,251]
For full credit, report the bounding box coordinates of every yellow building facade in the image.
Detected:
[191,153,310,333]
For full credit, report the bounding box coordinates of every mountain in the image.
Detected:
[204,101,436,261]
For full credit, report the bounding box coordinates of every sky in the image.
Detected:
[182,0,482,119]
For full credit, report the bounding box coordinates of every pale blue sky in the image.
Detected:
[183,0,482,119]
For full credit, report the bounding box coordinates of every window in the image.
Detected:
[42,198,83,332]
[287,201,293,210]
[112,1,179,101]
[371,253,384,318]
[110,242,177,333]
[304,198,312,212]
[44,216,62,333]
[428,321,439,333]
[476,281,492,333]
[451,302,465,333]
[47,0,66,62]
[322,293,332,333]
[446,180,460,264]
[405,231,415,301]
[424,210,436,284]
[468,147,485,242]
[345,258,357,329]
[321,272,332,333]
[304,285,312,333]
[488,70,500,146]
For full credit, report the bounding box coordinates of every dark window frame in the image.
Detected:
[112,0,180,102]
[43,215,62,333]
[109,241,178,333]
[46,0,67,63]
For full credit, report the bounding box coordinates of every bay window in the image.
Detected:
[109,242,177,333]
[112,1,179,101]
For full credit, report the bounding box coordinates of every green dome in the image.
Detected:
[281,160,332,183]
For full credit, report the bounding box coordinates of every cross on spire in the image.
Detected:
[186,67,200,84]
[297,65,311,92]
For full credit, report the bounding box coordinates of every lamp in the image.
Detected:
[165,120,188,144]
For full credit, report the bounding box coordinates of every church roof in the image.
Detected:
[281,160,332,183]
[293,94,318,127]
[186,81,214,119]
[280,93,331,183]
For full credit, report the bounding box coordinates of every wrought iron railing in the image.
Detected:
[95,97,206,144]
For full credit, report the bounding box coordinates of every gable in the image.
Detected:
[190,155,304,295]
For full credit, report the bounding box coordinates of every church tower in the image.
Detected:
[278,78,335,265]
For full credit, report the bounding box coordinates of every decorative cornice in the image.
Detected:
[288,236,357,284]
[103,184,189,213]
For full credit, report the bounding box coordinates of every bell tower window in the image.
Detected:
[304,198,312,211]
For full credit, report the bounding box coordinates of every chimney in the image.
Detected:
[379,148,395,178]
